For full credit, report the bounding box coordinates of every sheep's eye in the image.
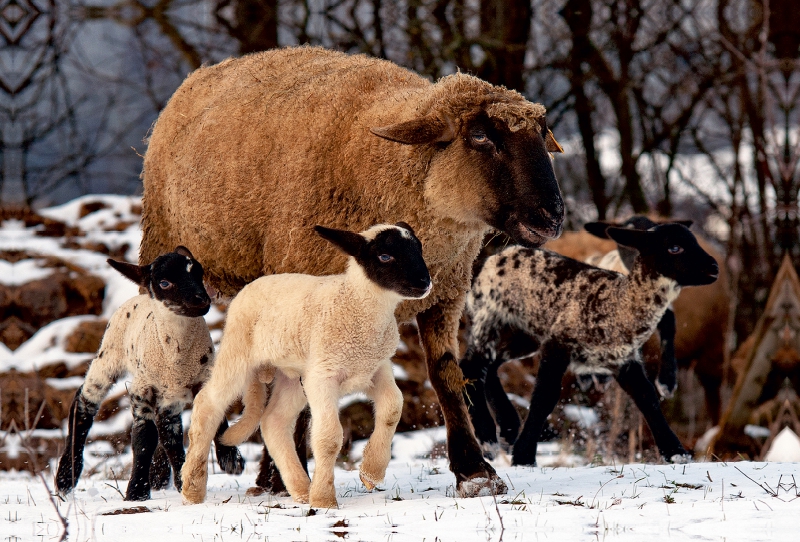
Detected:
[667,245,683,255]
[159,280,173,289]
[471,130,489,144]
[378,254,394,263]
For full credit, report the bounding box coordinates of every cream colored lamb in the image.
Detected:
[181,223,431,508]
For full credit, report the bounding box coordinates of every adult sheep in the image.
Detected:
[140,46,565,497]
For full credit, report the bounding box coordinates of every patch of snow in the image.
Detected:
[0,259,54,285]
[764,427,800,462]
[392,362,408,380]
[744,424,772,439]
[45,376,85,390]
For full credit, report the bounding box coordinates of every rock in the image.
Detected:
[65,320,108,353]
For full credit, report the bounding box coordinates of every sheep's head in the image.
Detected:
[108,246,212,317]
[370,74,564,248]
[602,223,719,287]
[314,223,432,299]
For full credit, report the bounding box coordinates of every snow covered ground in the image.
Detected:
[3,452,800,541]
[3,194,800,540]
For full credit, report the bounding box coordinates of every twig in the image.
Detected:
[733,466,778,497]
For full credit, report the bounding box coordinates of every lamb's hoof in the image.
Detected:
[669,453,692,464]
[480,441,502,461]
[359,471,381,491]
[246,486,267,497]
[124,491,151,502]
[456,472,507,498]
[216,446,245,475]
[246,485,289,497]
[181,486,206,505]
[294,493,310,504]
[656,379,677,399]
[309,495,338,509]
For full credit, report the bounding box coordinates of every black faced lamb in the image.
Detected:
[583,216,693,398]
[459,223,719,466]
[55,247,244,501]
[181,223,431,508]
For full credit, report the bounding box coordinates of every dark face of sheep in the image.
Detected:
[585,216,694,270]
[314,223,432,299]
[605,224,720,287]
[371,107,565,248]
[108,246,212,317]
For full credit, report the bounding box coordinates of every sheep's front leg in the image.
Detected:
[126,388,159,501]
[303,373,343,508]
[360,361,404,490]
[615,359,690,462]
[156,404,186,491]
[417,299,507,497]
[260,374,311,502]
[511,343,570,466]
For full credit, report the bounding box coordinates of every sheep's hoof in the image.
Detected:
[359,471,380,491]
[456,472,507,498]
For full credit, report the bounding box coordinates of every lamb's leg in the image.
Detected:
[303,373,343,508]
[55,388,100,495]
[417,299,507,497]
[182,355,248,504]
[655,308,678,398]
[460,346,500,455]
[511,343,570,466]
[360,362,404,490]
[260,374,311,503]
[149,445,171,490]
[214,418,245,475]
[156,404,186,491]
[251,408,309,497]
[126,387,159,501]
[615,359,690,462]
[485,365,521,450]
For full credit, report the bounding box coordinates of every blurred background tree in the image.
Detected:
[1,0,798,344]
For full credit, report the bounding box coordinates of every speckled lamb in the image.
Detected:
[460,223,719,466]
[55,248,243,501]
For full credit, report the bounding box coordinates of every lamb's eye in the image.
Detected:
[378,254,394,263]
[159,280,173,289]
[667,245,683,255]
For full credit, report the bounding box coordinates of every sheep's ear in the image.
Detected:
[175,245,194,259]
[545,129,564,153]
[314,225,366,258]
[606,227,648,249]
[395,221,415,236]
[584,221,621,239]
[108,258,150,287]
[370,114,456,145]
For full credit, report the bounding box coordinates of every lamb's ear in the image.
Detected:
[584,221,621,239]
[108,258,150,287]
[606,227,649,249]
[674,220,693,228]
[395,221,415,236]
[545,129,564,153]
[370,114,456,145]
[175,245,194,259]
[314,225,366,258]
